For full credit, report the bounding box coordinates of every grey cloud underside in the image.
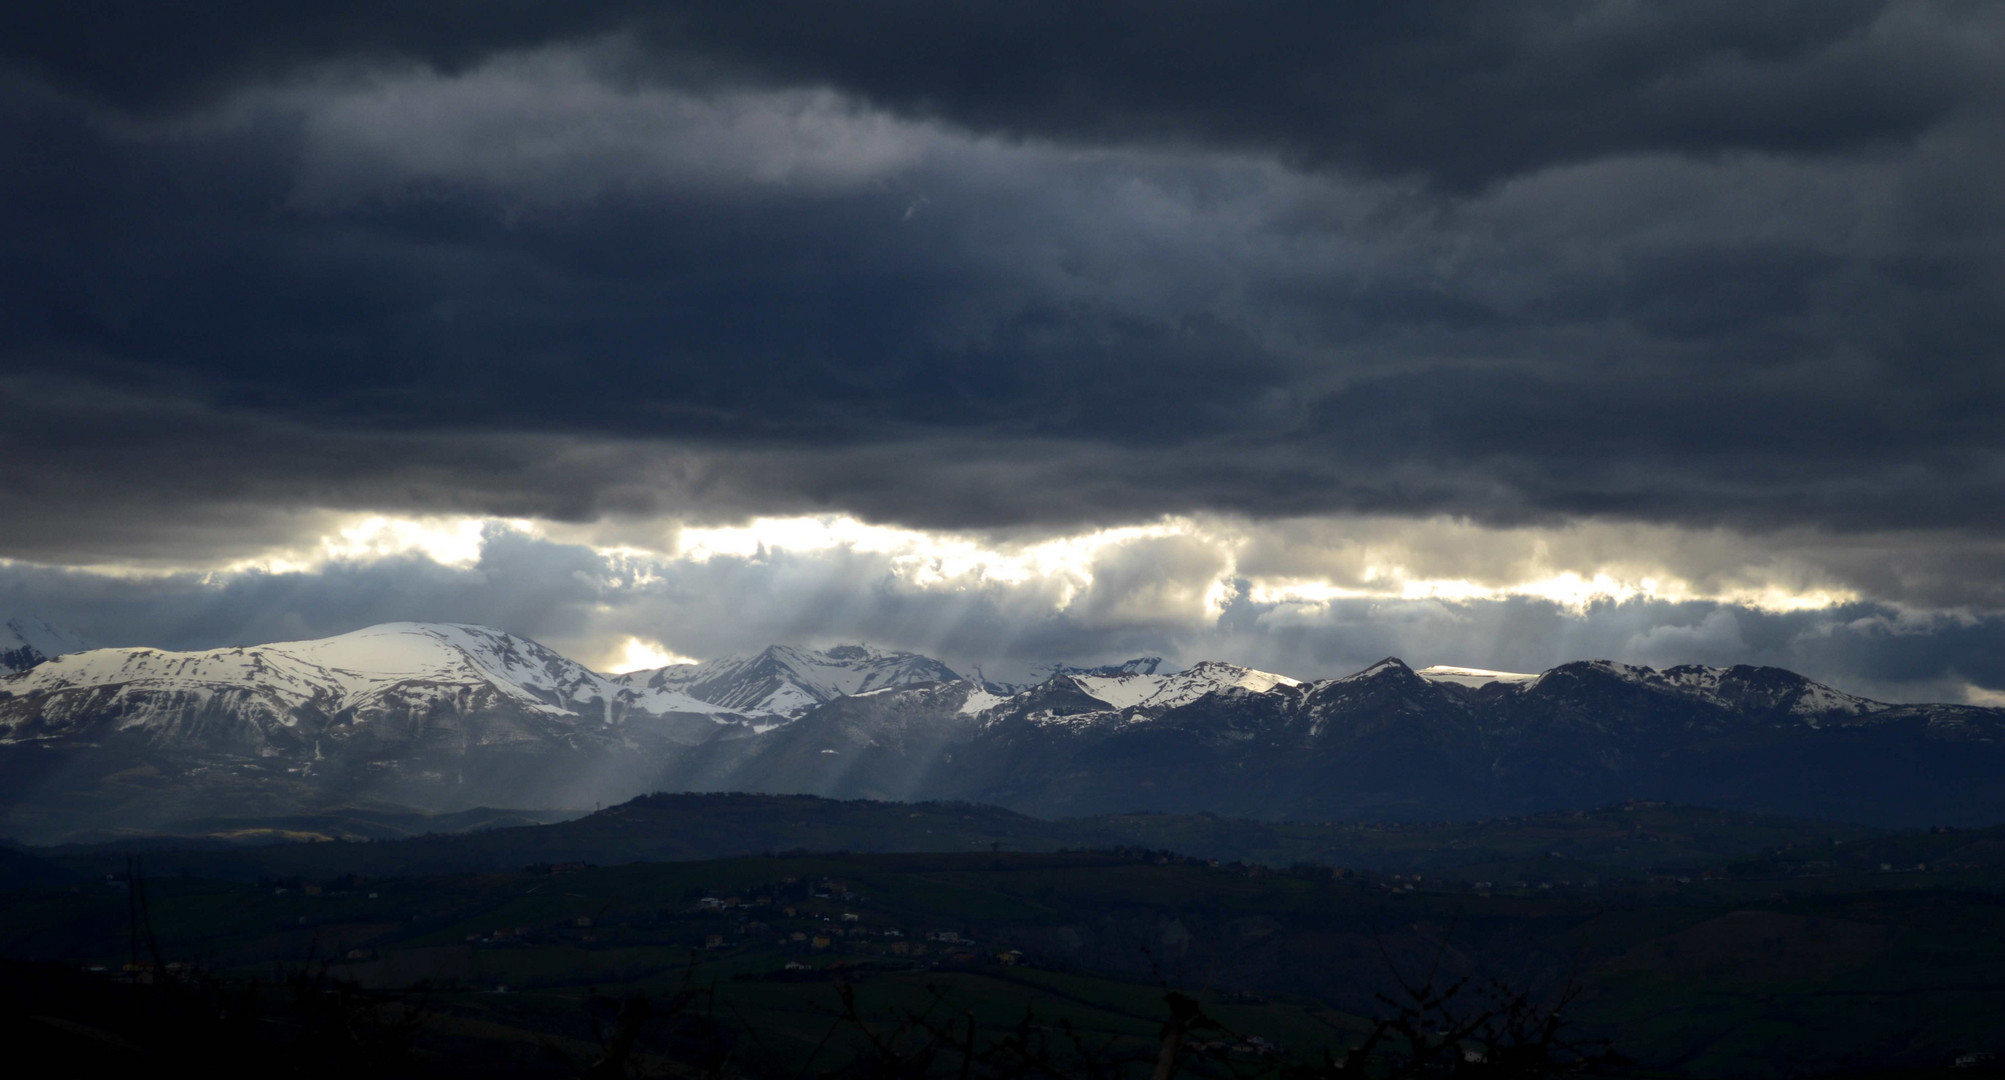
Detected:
[0,3,2002,582]
[12,375,2005,582]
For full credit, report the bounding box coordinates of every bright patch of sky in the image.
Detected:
[674,515,1198,607]
[222,515,512,574]
[1968,684,2005,708]
[607,636,698,674]
[155,511,1868,619]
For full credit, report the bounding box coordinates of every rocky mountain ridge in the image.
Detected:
[673,655,2005,828]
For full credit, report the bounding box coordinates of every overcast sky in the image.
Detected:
[3,2,2003,697]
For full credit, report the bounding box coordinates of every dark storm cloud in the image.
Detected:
[0,0,2002,628]
[0,77,1299,444]
[665,2,1991,191]
[6,2,1985,188]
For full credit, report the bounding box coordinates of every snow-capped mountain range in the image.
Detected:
[2,618,2002,841]
[660,653,2005,831]
[1,622,734,754]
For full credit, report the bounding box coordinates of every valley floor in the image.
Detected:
[8,807,2005,1077]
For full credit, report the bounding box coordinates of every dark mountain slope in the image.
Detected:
[686,658,2005,826]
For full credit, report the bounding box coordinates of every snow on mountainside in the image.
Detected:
[1070,660,1300,711]
[0,622,735,748]
[271,622,734,719]
[0,625,1898,749]
[0,616,91,675]
[614,644,961,719]
[1547,659,1887,720]
[952,660,1306,731]
[1411,657,1883,721]
[956,685,1012,716]
[10,627,2005,839]
[832,654,1996,822]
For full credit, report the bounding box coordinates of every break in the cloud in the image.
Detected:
[4,513,2003,707]
[1,3,2002,695]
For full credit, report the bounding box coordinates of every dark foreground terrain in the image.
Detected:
[7,795,2005,1078]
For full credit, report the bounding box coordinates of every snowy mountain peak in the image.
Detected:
[0,621,739,751]
[270,622,748,719]
[271,623,581,698]
[614,642,961,719]
[0,616,92,675]
[1529,658,1886,719]
[1068,660,1299,712]
[1336,657,1418,682]
[1654,662,1885,718]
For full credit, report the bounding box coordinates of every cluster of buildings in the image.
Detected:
[430,870,1039,971]
[685,876,1030,968]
